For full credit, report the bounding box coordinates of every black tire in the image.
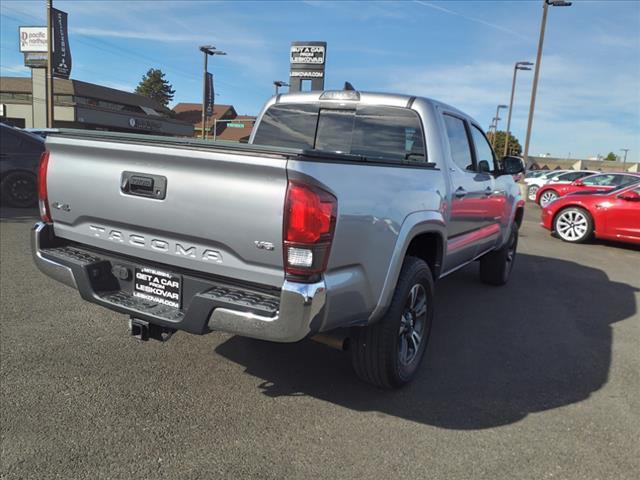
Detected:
[479,224,518,286]
[553,207,593,243]
[351,256,434,389]
[1,171,37,208]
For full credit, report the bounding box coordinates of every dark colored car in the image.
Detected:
[0,123,44,207]
[540,181,640,244]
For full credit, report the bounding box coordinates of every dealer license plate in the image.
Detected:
[133,267,182,308]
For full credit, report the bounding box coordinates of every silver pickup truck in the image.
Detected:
[32,89,525,388]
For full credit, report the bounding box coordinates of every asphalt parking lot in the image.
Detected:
[1,205,638,480]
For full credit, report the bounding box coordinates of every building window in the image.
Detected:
[0,92,33,102]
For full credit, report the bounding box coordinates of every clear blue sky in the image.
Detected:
[1,1,639,161]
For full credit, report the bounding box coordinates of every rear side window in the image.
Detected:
[613,175,639,186]
[558,171,585,181]
[252,104,318,149]
[443,115,473,171]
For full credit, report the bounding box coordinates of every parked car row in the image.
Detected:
[0,123,44,208]
[524,169,597,201]
[540,180,640,245]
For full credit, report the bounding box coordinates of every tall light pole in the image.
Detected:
[620,149,629,164]
[273,80,289,95]
[490,105,507,149]
[523,0,572,164]
[199,45,226,139]
[503,61,533,157]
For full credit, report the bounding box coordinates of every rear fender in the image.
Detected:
[367,211,445,324]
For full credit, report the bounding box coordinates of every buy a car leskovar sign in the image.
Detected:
[289,41,327,92]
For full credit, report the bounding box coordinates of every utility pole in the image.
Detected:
[46,0,53,128]
[503,62,533,157]
[523,0,572,164]
[620,149,629,164]
[199,45,226,139]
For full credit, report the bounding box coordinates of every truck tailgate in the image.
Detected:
[45,136,287,287]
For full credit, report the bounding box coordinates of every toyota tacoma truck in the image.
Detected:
[32,90,525,388]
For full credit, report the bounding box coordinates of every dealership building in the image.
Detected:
[0,75,193,136]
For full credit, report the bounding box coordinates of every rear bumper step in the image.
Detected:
[32,222,326,342]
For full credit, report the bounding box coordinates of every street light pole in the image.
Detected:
[273,80,290,95]
[491,105,507,149]
[523,0,572,164]
[46,0,53,128]
[620,148,629,164]
[201,50,208,139]
[199,45,226,140]
[503,62,533,157]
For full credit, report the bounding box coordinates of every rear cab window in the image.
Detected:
[253,103,428,165]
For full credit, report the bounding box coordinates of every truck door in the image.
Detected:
[468,123,505,256]
[441,114,494,271]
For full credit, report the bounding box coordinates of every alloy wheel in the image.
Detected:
[540,191,558,207]
[398,284,428,366]
[528,185,539,201]
[556,210,589,242]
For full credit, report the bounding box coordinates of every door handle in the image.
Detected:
[455,187,467,198]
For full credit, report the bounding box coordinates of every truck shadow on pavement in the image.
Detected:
[0,206,38,223]
[215,253,638,430]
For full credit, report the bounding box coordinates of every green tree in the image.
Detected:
[486,130,522,158]
[134,68,175,107]
[604,152,617,161]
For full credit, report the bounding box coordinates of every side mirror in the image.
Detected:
[500,156,525,176]
[619,191,640,201]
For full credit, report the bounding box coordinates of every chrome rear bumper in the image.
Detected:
[32,222,326,342]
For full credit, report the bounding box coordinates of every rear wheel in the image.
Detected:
[351,256,434,389]
[539,189,558,207]
[479,224,518,286]
[1,171,37,208]
[527,185,539,201]
[554,207,593,243]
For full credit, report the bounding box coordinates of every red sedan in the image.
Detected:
[536,172,640,207]
[540,181,640,244]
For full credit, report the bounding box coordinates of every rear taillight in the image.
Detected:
[38,151,51,223]
[283,181,337,280]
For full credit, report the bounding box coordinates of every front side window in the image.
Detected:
[583,174,616,186]
[470,125,495,173]
[443,114,473,171]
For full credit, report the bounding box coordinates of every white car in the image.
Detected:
[524,170,569,201]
